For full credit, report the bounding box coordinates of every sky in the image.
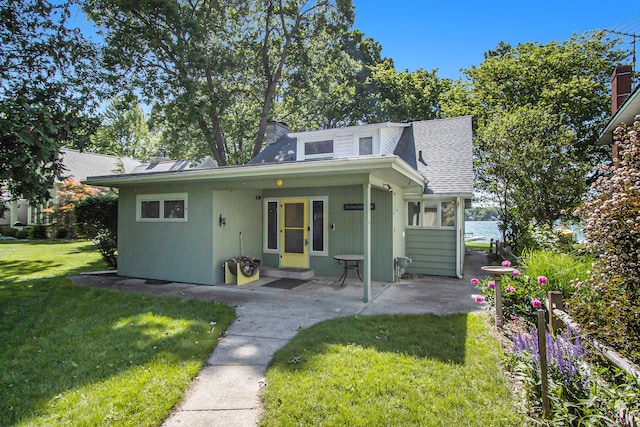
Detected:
[351,0,640,79]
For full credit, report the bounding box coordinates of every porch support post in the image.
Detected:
[363,182,372,302]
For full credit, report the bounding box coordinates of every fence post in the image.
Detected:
[548,291,564,335]
[537,309,551,419]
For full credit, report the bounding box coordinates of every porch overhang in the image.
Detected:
[85,155,426,191]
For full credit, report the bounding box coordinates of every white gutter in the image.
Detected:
[456,196,464,279]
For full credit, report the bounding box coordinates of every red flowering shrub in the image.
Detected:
[570,115,640,363]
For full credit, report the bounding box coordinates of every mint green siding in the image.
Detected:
[405,228,457,276]
[118,184,261,285]
[118,182,215,284]
[262,186,394,281]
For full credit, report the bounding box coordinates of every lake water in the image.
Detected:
[464,220,584,243]
[465,221,501,243]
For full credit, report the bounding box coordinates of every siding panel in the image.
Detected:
[405,228,457,277]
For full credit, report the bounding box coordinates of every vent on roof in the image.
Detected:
[418,150,427,166]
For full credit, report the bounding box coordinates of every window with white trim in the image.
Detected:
[358,136,373,155]
[304,140,333,158]
[137,193,188,222]
[406,200,456,228]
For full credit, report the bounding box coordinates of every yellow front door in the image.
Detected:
[280,199,309,268]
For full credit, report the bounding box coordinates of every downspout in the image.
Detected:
[456,196,464,279]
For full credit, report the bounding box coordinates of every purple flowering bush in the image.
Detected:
[511,328,640,425]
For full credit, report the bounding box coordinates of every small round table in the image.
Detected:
[481,265,514,328]
[333,254,364,286]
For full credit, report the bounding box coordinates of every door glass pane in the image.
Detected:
[441,201,456,226]
[267,201,278,250]
[312,200,324,251]
[285,203,304,227]
[284,229,304,253]
[407,201,420,226]
[141,200,160,218]
[423,202,438,226]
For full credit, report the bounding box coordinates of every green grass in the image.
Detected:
[261,313,522,426]
[521,249,594,297]
[0,240,236,426]
[465,241,491,253]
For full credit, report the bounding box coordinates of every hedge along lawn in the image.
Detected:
[261,313,522,427]
[0,241,236,426]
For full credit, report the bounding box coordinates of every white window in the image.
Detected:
[358,136,373,155]
[137,193,188,222]
[406,200,456,228]
[304,140,333,158]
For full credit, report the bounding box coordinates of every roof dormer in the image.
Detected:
[290,122,409,161]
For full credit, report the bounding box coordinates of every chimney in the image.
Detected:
[149,149,170,164]
[265,121,291,145]
[611,65,633,115]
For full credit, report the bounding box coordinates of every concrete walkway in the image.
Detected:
[72,251,490,427]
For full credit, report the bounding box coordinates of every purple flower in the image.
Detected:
[475,295,485,303]
[537,276,548,285]
[501,260,511,267]
[471,278,479,285]
[512,269,521,277]
[488,281,496,289]
[531,298,542,308]
[505,285,515,293]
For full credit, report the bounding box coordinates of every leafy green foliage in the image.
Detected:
[442,33,627,249]
[262,314,521,426]
[88,96,160,161]
[570,118,640,363]
[0,0,103,214]
[29,225,49,240]
[86,0,354,165]
[93,229,118,268]
[75,193,118,239]
[0,240,236,426]
[0,226,19,238]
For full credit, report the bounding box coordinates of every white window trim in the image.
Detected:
[309,196,329,256]
[263,198,280,253]
[405,198,456,229]
[136,193,188,222]
[298,138,334,160]
[354,134,377,156]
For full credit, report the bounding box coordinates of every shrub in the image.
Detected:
[75,193,118,238]
[15,229,30,239]
[54,227,68,239]
[29,225,48,240]
[0,226,18,237]
[571,116,640,363]
[521,250,593,297]
[93,230,117,268]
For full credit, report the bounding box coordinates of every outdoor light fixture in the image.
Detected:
[218,214,226,227]
[276,178,283,186]
[383,184,392,192]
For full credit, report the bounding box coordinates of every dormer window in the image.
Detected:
[304,140,334,158]
[358,136,373,155]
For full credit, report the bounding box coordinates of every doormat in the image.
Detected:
[263,278,308,289]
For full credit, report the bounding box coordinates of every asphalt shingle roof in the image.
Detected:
[59,149,140,181]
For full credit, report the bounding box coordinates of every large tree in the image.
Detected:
[441,32,627,248]
[85,0,354,166]
[0,0,102,215]
[89,96,159,161]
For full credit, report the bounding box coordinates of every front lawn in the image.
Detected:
[261,313,522,426]
[0,240,236,426]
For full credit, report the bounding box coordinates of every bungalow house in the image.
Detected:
[85,116,473,301]
[1,149,141,227]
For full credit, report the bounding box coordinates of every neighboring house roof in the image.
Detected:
[598,84,640,146]
[60,148,141,181]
